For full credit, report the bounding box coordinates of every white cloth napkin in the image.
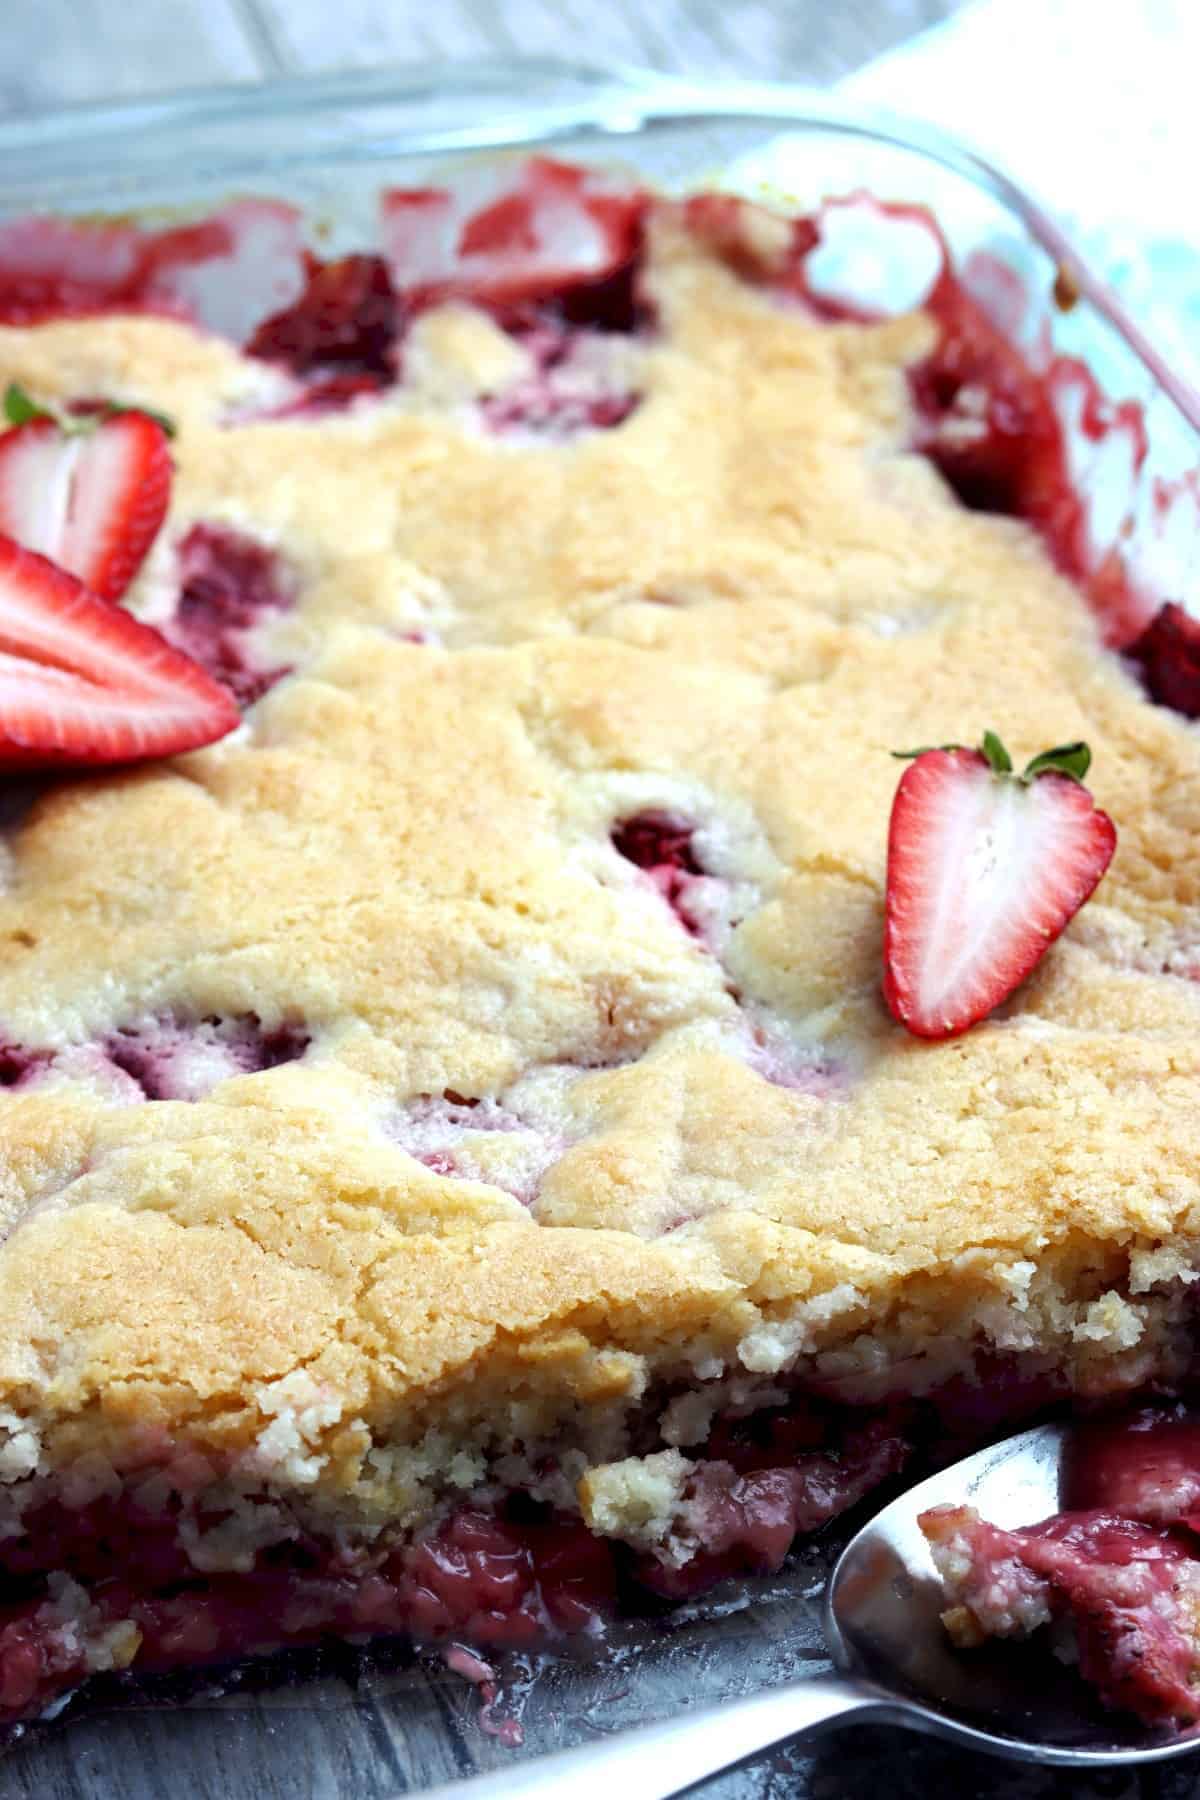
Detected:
[835,0,1200,390]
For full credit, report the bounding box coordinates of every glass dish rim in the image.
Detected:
[0,54,1196,438]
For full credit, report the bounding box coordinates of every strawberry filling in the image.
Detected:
[238,164,649,420]
[0,1373,1049,1729]
[245,253,400,393]
[0,1042,52,1089]
[903,256,1073,526]
[612,810,706,938]
[1127,602,1200,719]
[0,1505,619,1722]
[382,1087,566,1205]
[479,320,640,438]
[164,523,295,706]
[1063,1408,1200,1521]
[924,1408,1200,1725]
[929,1507,1200,1725]
[104,1014,309,1101]
[0,1014,308,1103]
[636,1412,909,1600]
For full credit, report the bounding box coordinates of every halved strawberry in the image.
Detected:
[0,391,171,602]
[0,535,238,768]
[380,156,645,310]
[883,731,1116,1039]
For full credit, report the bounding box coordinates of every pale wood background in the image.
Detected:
[2,0,970,114]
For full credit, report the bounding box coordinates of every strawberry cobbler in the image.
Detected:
[0,158,1196,1733]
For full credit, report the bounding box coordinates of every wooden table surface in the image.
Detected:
[0,4,1029,1799]
[4,0,969,112]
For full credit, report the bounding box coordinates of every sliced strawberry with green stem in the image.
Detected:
[0,383,173,602]
[883,730,1117,1039]
[0,534,238,768]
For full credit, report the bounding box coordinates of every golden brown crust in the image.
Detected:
[1,208,1200,1509]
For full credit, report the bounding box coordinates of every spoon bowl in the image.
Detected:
[825,1419,1195,1762]
[418,1421,1200,1798]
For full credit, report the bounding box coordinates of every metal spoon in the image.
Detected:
[417,1420,1200,1797]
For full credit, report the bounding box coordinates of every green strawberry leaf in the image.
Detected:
[1022,741,1092,784]
[979,730,1013,774]
[3,382,53,428]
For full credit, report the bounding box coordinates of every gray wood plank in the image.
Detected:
[206,0,969,88]
[0,0,973,118]
[2,0,267,114]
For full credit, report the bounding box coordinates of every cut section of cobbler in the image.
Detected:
[0,1366,1061,1726]
[922,1411,1200,1727]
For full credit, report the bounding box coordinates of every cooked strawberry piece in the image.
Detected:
[612,810,700,876]
[0,535,238,768]
[922,1500,1200,1725]
[0,1040,51,1088]
[1127,602,1200,718]
[245,253,400,384]
[883,733,1116,1039]
[908,274,1069,522]
[380,156,646,310]
[1062,1408,1200,1525]
[166,523,295,705]
[639,1416,909,1600]
[612,810,707,936]
[105,1013,310,1101]
[0,406,171,602]
[553,256,648,334]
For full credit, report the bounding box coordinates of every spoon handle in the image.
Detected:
[414,1674,902,1799]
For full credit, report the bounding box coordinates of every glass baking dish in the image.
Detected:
[0,56,1197,1800]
